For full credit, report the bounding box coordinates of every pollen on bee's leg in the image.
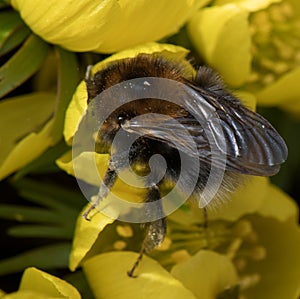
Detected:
[127,183,166,277]
[127,218,166,278]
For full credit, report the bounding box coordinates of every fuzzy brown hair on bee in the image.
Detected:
[83,53,288,277]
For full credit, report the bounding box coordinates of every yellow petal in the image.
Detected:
[290,0,300,16]
[171,250,238,299]
[208,177,269,222]
[56,150,146,199]
[11,0,119,52]
[63,42,191,144]
[214,0,281,12]
[63,81,87,146]
[172,178,297,231]
[187,4,251,87]
[56,150,109,186]
[235,90,257,111]
[19,267,80,298]
[12,0,198,53]
[69,207,115,271]
[93,0,199,53]
[1,290,50,299]
[83,251,196,299]
[0,290,6,296]
[0,92,56,180]
[169,177,268,225]
[256,67,300,109]
[242,215,300,299]
[257,183,298,222]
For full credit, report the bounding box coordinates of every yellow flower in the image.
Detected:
[166,181,300,299]
[83,250,238,299]
[247,0,300,114]
[187,1,254,87]
[68,176,300,299]
[187,0,300,114]
[12,0,200,53]
[1,267,81,299]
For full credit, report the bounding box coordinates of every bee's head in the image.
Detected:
[97,108,135,145]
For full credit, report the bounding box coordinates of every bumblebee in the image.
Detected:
[82,54,287,276]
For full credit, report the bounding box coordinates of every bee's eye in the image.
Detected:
[117,113,128,125]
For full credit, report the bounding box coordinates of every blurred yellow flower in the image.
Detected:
[187,0,300,115]
[187,2,252,87]
[247,0,300,114]
[12,0,200,53]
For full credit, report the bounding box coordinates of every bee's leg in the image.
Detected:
[83,149,131,220]
[82,165,117,220]
[127,185,166,277]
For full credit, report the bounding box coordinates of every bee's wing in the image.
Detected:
[123,85,287,176]
[187,84,288,175]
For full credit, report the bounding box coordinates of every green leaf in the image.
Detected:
[0,177,81,240]
[7,224,73,239]
[13,140,70,180]
[11,177,84,211]
[0,1,11,10]
[0,204,62,223]
[63,270,94,299]
[0,243,71,276]
[0,10,30,56]
[0,92,56,180]
[51,47,80,143]
[0,34,49,98]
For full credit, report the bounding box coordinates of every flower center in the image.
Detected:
[247,2,300,90]
[155,218,267,292]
